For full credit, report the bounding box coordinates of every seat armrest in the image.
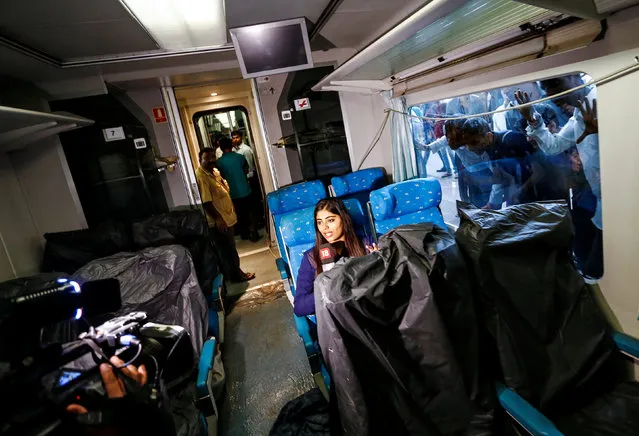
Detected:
[210,273,224,301]
[294,314,316,356]
[275,257,289,280]
[496,382,564,436]
[613,331,639,360]
[197,338,216,400]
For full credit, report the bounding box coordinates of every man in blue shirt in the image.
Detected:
[216,137,258,241]
[462,117,541,208]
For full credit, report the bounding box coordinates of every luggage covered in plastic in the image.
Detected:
[454,201,619,416]
[131,209,219,296]
[73,245,208,355]
[315,223,496,435]
[42,221,134,273]
[42,209,219,296]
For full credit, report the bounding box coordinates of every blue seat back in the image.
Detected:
[266,181,327,258]
[370,178,446,237]
[341,198,371,241]
[331,167,386,197]
[331,168,386,210]
[280,207,316,291]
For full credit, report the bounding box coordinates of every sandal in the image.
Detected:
[238,272,256,282]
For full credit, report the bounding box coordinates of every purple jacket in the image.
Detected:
[293,238,372,317]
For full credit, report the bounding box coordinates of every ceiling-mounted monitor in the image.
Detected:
[230,18,314,79]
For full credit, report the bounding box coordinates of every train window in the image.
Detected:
[409,73,602,279]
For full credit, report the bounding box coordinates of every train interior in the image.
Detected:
[1,0,639,435]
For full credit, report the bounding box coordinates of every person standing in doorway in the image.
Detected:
[232,130,265,232]
[216,137,259,242]
[196,147,255,282]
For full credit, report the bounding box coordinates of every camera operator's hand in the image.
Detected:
[66,356,147,415]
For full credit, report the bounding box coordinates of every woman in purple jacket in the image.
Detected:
[293,198,377,316]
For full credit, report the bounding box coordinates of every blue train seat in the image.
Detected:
[196,336,221,435]
[330,167,387,210]
[278,205,325,388]
[369,178,446,238]
[266,180,327,260]
[278,198,366,393]
[497,332,639,435]
[207,273,225,343]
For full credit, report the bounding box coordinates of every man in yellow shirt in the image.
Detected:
[196,147,255,282]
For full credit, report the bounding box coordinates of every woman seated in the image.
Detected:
[293,198,377,317]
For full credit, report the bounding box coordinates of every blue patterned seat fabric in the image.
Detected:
[331,167,386,197]
[370,178,446,236]
[266,180,327,259]
[279,206,316,291]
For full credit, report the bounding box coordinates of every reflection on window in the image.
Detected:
[409,73,602,279]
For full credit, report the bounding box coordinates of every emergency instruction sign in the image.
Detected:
[294,98,311,111]
[152,107,167,123]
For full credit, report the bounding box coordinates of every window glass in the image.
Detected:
[193,106,255,151]
[409,73,602,278]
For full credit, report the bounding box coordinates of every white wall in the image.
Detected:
[125,89,191,208]
[256,73,293,187]
[0,153,41,280]
[0,137,88,281]
[339,92,393,176]
[0,80,87,281]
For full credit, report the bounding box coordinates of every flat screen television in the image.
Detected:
[229,18,314,79]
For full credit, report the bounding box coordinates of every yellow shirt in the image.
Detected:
[196,166,237,228]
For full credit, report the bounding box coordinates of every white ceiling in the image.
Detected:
[0,0,158,59]
[0,0,432,87]
[321,0,427,49]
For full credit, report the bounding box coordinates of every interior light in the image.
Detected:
[120,0,227,50]
[74,308,83,320]
[210,92,218,96]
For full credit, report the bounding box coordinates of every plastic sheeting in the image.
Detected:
[132,210,219,296]
[73,245,208,355]
[455,201,620,416]
[315,223,492,436]
[42,210,219,296]
[72,245,209,436]
[269,388,329,436]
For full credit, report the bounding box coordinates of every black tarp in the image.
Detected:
[42,209,219,296]
[455,201,639,434]
[269,388,330,436]
[315,223,495,436]
[131,210,218,296]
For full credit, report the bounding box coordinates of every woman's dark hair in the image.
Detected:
[312,198,365,275]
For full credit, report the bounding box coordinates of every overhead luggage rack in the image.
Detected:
[0,105,94,152]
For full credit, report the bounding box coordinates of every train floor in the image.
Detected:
[219,263,315,435]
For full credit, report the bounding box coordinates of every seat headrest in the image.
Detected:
[280,206,316,247]
[266,180,326,216]
[370,178,442,221]
[341,198,366,229]
[331,167,385,197]
[280,199,367,247]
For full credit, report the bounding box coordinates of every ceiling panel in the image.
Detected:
[175,80,251,101]
[321,0,426,48]
[595,0,639,13]
[343,0,552,81]
[0,0,158,59]
[225,0,328,29]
